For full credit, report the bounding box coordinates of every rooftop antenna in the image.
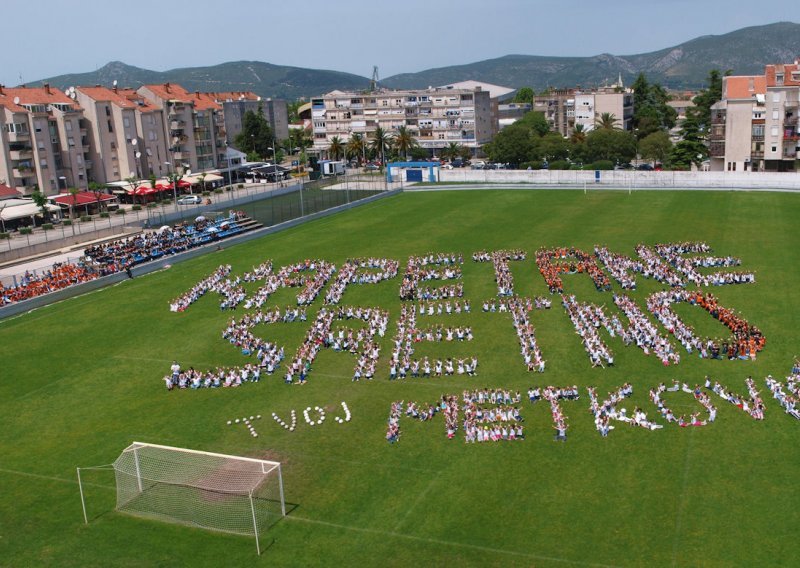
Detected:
[369,66,379,92]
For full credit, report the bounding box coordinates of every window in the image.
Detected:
[123,117,130,128]
[773,93,780,102]
[753,125,764,137]
[772,111,779,120]
[771,126,779,136]
[148,131,156,141]
[105,106,111,117]
[382,100,388,107]
[65,121,73,131]
[776,73,784,86]
[108,120,113,133]
[771,145,777,152]
[67,137,75,146]
[35,121,43,133]
[40,158,47,168]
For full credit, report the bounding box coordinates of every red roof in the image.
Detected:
[140,83,222,111]
[724,76,767,99]
[52,191,117,206]
[0,183,20,199]
[210,91,261,102]
[77,86,158,112]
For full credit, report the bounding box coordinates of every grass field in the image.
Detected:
[2,188,800,567]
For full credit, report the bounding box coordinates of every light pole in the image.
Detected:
[164,161,179,212]
[268,146,278,187]
[224,140,233,188]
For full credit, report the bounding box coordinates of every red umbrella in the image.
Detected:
[133,185,156,195]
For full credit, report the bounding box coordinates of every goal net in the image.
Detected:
[111,442,285,553]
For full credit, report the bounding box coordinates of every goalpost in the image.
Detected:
[78,442,285,555]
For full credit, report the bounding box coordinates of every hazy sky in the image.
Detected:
[4,0,798,87]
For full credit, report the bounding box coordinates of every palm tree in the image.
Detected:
[68,187,80,219]
[393,126,417,161]
[570,124,587,144]
[30,189,50,225]
[596,112,620,130]
[328,136,344,160]
[347,133,366,165]
[370,126,391,167]
[441,142,463,163]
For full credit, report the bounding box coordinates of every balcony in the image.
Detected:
[9,148,33,160]
[708,141,725,158]
[173,151,187,160]
[751,151,764,159]
[13,167,36,178]
[8,130,30,141]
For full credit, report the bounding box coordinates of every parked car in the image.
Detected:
[365,163,380,171]
[636,163,654,171]
[177,195,202,205]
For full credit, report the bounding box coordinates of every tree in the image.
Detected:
[89,181,106,213]
[585,128,637,163]
[234,104,274,158]
[537,132,570,161]
[517,111,550,137]
[669,114,706,169]
[569,124,587,144]
[197,173,207,194]
[347,133,366,165]
[287,99,306,123]
[440,142,464,162]
[688,69,727,133]
[31,189,50,224]
[638,131,672,164]
[484,124,537,167]
[370,126,391,166]
[393,126,417,161]
[288,127,312,153]
[328,136,344,160]
[124,175,139,206]
[595,112,620,130]
[513,87,534,104]
[68,187,80,219]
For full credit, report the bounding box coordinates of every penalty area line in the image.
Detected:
[285,515,619,567]
[0,467,115,490]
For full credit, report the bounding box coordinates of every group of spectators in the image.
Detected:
[508,296,546,372]
[706,375,765,420]
[1,262,101,306]
[473,249,526,296]
[647,290,765,361]
[324,258,398,304]
[170,265,233,312]
[399,252,463,301]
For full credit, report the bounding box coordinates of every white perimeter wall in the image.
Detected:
[438,169,800,189]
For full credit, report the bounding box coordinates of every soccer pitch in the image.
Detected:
[2,188,799,566]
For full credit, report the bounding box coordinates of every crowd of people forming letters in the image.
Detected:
[161,240,773,404]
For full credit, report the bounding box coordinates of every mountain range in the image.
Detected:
[25,22,800,100]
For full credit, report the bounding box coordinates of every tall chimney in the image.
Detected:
[0,85,4,95]
[164,82,170,93]
[44,83,51,95]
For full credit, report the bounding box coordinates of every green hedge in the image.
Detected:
[63,219,72,226]
[42,223,54,230]
[19,227,33,235]
[214,189,223,194]
[0,232,10,239]
[132,205,142,211]
[115,209,126,215]
[80,215,93,222]
[100,212,110,218]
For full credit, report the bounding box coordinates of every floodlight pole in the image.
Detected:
[77,468,89,524]
[249,491,261,555]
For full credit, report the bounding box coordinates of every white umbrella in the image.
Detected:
[206,226,219,233]
[195,216,206,222]
[157,225,172,233]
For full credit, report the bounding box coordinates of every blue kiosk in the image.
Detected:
[386,161,439,183]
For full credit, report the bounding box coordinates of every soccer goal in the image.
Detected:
[78,441,285,554]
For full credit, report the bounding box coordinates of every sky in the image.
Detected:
[3,0,798,87]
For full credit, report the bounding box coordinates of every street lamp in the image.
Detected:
[267,146,278,185]
[164,161,179,210]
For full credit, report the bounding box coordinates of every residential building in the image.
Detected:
[708,76,767,172]
[310,85,495,157]
[208,92,289,153]
[137,83,226,174]
[535,83,633,137]
[709,61,799,172]
[498,103,532,129]
[74,86,168,183]
[533,89,575,137]
[0,84,91,195]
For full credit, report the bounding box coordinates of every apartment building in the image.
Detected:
[137,83,226,174]
[535,85,633,136]
[310,85,494,157]
[0,84,90,195]
[209,93,288,146]
[75,86,168,183]
[709,61,799,172]
[708,76,767,172]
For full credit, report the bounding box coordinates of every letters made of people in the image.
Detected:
[164,243,797,443]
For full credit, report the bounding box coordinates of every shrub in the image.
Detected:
[132,205,142,211]
[214,189,223,194]
[20,227,33,235]
[202,191,210,197]
[237,184,244,189]
[592,160,615,171]
[100,212,110,218]
[520,161,544,170]
[147,203,157,209]
[115,209,126,215]
[0,232,9,239]
[42,223,54,230]
[81,215,93,222]
[63,219,72,226]
[548,160,571,170]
